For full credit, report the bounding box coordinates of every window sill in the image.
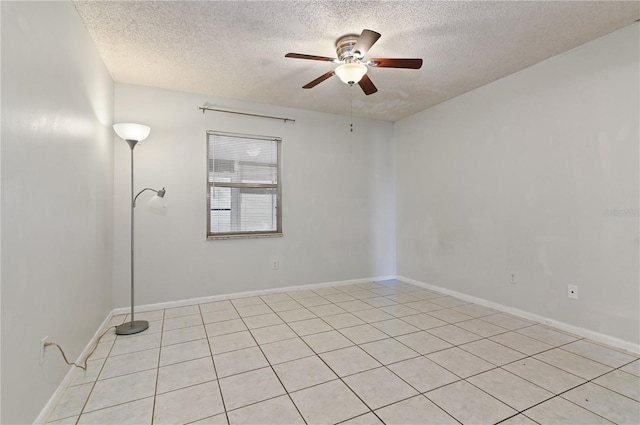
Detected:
[207,232,283,240]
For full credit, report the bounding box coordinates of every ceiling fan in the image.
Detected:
[285,29,422,95]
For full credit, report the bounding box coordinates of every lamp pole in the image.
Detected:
[116,139,150,335]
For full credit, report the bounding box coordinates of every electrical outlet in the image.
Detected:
[568,284,578,300]
[509,273,517,284]
[272,260,279,270]
[40,336,48,364]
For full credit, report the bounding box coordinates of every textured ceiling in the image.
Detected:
[74,1,639,122]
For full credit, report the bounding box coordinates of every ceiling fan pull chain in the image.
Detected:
[350,84,354,133]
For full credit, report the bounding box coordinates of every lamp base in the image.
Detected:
[115,320,149,335]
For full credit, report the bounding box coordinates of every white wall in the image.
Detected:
[113,84,395,307]
[1,2,114,423]
[395,23,639,345]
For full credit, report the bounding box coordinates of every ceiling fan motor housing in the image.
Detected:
[336,34,361,61]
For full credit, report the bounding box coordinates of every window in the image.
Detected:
[207,131,282,239]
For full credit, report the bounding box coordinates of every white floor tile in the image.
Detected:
[162,325,206,345]
[320,346,382,377]
[534,348,612,379]
[157,357,216,394]
[490,331,553,355]
[164,305,200,319]
[340,412,384,424]
[426,381,516,424]
[395,331,453,355]
[204,320,246,338]
[236,303,272,318]
[387,356,459,392]
[110,332,160,356]
[261,337,315,364]
[503,357,585,394]
[379,304,420,318]
[201,309,240,324]
[260,293,294,304]
[515,324,579,346]
[163,313,203,331]
[242,312,284,329]
[48,383,93,422]
[370,318,419,337]
[77,397,153,425]
[199,300,234,313]
[84,369,156,412]
[273,355,338,392]
[159,338,210,366]
[344,367,418,410]
[427,309,473,324]
[455,318,508,337]
[303,330,354,353]
[190,413,229,424]
[352,309,395,323]
[360,338,419,365]
[562,340,638,368]
[450,304,498,318]
[230,296,265,307]
[288,317,332,336]
[153,381,225,425]
[290,380,369,425]
[399,313,447,330]
[213,346,269,378]
[267,300,303,312]
[427,324,482,345]
[227,395,304,425]
[481,313,535,330]
[524,396,613,425]
[594,370,640,401]
[209,331,256,355]
[375,395,458,425]
[426,347,494,378]
[467,368,553,411]
[99,348,159,380]
[250,323,297,344]
[321,312,366,329]
[219,367,286,410]
[562,382,640,425]
[339,324,389,344]
[276,308,316,323]
[308,303,347,317]
[459,339,526,366]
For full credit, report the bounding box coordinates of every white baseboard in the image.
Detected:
[113,275,398,315]
[398,275,640,355]
[33,311,115,425]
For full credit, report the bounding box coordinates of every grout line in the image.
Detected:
[199,303,231,425]
[149,309,165,425]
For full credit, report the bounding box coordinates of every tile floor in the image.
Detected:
[46,280,640,425]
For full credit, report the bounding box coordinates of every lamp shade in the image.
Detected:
[148,188,166,210]
[335,63,367,85]
[113,123,151,142]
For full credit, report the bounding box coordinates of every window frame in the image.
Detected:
[206,130,283,240]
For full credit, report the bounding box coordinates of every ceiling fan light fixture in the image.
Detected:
[335,62,367,85]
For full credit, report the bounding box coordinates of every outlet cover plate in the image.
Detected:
[568,285,578,300]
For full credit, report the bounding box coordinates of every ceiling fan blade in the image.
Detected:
[353,29,381,56]
[358,74,378,95]
[285,53,337,62]
[368,58,423,69]
[303,70,335,89]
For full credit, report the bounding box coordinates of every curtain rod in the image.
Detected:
[199,107,295,123]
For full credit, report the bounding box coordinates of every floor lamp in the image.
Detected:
[113,123,166,335]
